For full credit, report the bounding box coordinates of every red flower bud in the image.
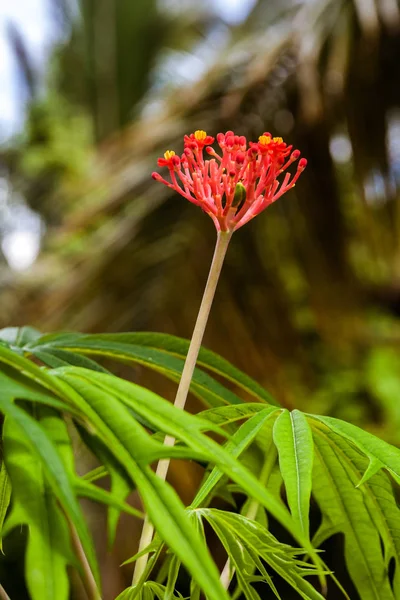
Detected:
[299,158,307,169]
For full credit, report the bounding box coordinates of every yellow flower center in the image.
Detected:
[164,150,176,160]
[258,135,271,146]
[194,130,207,141]
[273,137,283,144]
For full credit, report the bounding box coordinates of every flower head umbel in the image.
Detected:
[152,129,307,232]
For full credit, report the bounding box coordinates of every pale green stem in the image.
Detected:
[133,230,233,585]
[0,584,10,600]
[220,444,278,590]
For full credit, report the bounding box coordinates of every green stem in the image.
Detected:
[133,230,233,585]
[220,443,278,590]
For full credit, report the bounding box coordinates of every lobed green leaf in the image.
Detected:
[273,410,313,538]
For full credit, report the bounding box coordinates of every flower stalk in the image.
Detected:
[133,230,232,584]
[0,584,10,600]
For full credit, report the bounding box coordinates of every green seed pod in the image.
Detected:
[232,182,247,209]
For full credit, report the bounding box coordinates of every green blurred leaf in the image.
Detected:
[3,416,73,600]
[0,460,11,552]
[0,394,99,587]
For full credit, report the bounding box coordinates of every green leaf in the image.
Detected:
[273,410,313,538]
[198,403,267,428]
[311,425,394,600]
[74,478,144,520]
[3,416,73,600]
[0,460,11,552]
[309,415,400,484]
[95,332,276,404]
[82,465,108,483]
[122,535,163,566]
[39,408,75,474]
[116,582,184,600]
[0,368,72,414]
[75,423,137,547]
[0,345,81,415]
[200,509,326,600]
[165,555,181,600]
[32,348,110,373]
[191,407,280,508]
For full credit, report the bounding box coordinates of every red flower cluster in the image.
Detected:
[152,130,307,232]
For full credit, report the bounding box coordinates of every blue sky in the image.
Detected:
[0,0,57,140]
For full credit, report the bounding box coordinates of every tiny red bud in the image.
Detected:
[291,149,300,160]
[205,146,214,154]
[298,158,307,169]
[235,151,245,164]
[152,172,162,181]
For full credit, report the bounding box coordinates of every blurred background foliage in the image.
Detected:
[3,0,400,438]
[1,0,400,597]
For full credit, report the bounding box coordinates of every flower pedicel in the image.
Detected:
[153,129,307,232]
